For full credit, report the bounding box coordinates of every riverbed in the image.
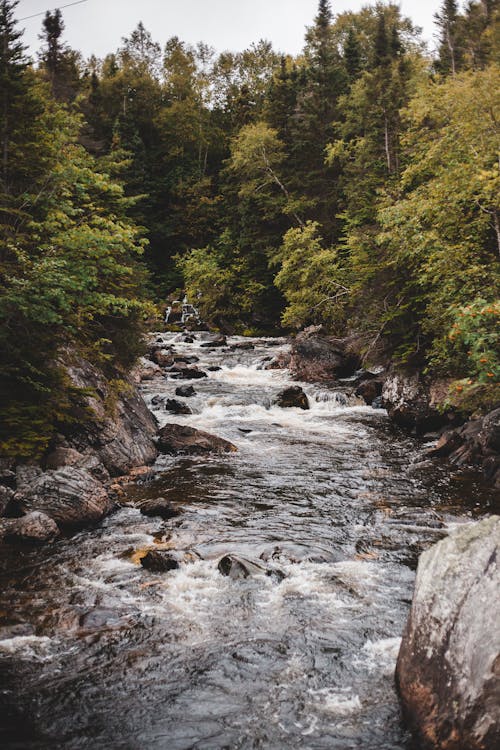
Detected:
[0,335,496,749]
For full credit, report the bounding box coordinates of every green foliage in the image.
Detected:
[272,222,346,329]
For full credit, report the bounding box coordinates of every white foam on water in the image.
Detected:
[355,637,402,675]
[307,687,362,716]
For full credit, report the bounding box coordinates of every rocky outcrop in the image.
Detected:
[0,512,60,543]
[15,467,113,527]
[272,386,310,410]
[288,327,360,383]
[139,498,180,519]
[427,407,500,487]
[382,373,456,435]
[63,356,158,477]
[157,424,238,456]
[396,516,500,750]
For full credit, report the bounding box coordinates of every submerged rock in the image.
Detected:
[139,498,180,519]
[273,386,310,410]
[396,516,500,750]
[175,384,196,398]
[140,550,180,573]
[157,424,237,456]
[218,554,284,582]
[164,398,192,415]
[15,468,113,527]
[200,334,227,348]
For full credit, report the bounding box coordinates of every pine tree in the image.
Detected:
[39,9,81,100]
[0,0,27,191]
[435,0,461,75]
[344,28,362,80]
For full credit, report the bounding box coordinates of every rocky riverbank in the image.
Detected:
[278,327,500,488]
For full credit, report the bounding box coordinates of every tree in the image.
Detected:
[38,9,81,100]
[435,0,461,75]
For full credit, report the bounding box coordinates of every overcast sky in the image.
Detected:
[16,0,443,60]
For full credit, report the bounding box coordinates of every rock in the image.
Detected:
[151,348,174,368]
[181,335,194,344]
[217,555,265,580]
[135,359,163,382]
[273,386,310,410]
[218,554,284,582]
[265,350,292,370]
[1,512,60,543]
[175,385,196,398]
[230,341,255,350]
[164,399,192,415]
[139,498,180,519]
[157,424,238,456]
[0,458,16,488]
[16,464,43,490]
[396,516,500,750]
[15,468,113,527]
[355,379,383,405]
[200,334,227,348]
[0,485,14,517]
[426,407,500,487]
[382,373,454,435]
[288,327,360,382]
[174,355,199,364]
[150,395,165,407]
[44,447,109,482]
[140,551,180,573]
[207,366,222,372]
[169,365,207,380]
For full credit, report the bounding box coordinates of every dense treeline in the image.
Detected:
[0,0,499,457]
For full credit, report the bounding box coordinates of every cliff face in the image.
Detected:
[0,355,158,540]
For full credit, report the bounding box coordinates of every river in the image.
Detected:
[0,335,496,749]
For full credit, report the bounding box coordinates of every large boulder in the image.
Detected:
[157,424,237,456]
[396,516,500,750]
[289,327,360,382]
[382,373,455,435]
[0,512,60,543]
[272,386,310,410]
[164,399,192,415]
[64,357,158,476]
[15,467,113,526]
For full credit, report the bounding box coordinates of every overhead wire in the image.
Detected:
[18,0,90,22]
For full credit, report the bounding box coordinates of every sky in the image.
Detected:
[16,0,443,61]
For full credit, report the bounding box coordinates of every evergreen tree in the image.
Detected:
[435,0,461,75]
[39,9,81,100]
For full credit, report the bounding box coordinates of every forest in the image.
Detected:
[0,0,499,458]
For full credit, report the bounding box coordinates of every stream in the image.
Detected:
[0,335,497,750]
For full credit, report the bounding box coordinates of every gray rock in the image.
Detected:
[396,516,500,750]
[175,385,196,398]
[157,424,237,456]
[288,327,360,382]
[16,468,113,527]
[164,399,192,415]
[382,373,452,435]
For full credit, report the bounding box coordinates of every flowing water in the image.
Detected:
[0,335,497,750]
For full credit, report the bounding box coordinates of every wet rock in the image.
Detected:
[273,386,310,410]
[174,355,199,364]
[396,516,500,750]
[157,424,238,456]
[289,327,360,382]
[16,464,43,490]
[169,365,208,380]
[200,334,227,348]
[151,348,174,368]
[230,341,255,350]
[135,359,163,382]
[0,623,36,640]
[426,407,500,487]
[175,384,196,398]
[139,498,180,519]
[355,379,383,406]
[140,550,180,573]
[150,395,165,407]
[382,373,454,435]
[207,366,222,372]
[164,399,192,415]
[1,512,60,543]
[0,485,14,517]
[265,350,292,370]
[218,555,265,580]
[44,447,109,482]
[64,356,158,476]
[15,468,113,527]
